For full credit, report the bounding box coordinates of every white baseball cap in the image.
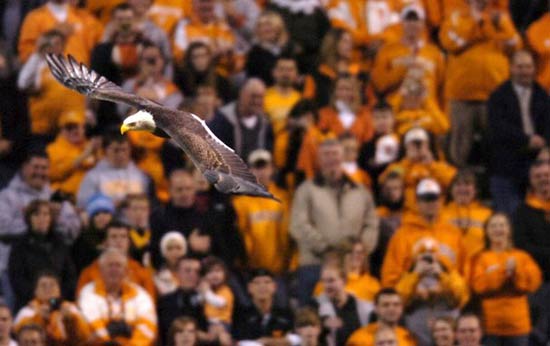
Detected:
[404,127,429,145]
[416,178,441,199]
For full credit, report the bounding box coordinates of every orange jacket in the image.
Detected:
[441,201,492,260]
[318,106,374,144]
[391,95,449,135]
[148,0,191,35]
[526,13,550,91]
[470,249,542,336]
[18,4,92,64]
[47,136,97,197]
[371,40,445,101]
[380,158,457,213]
[347,322,417,346]
[14,300,91,346]
[27,64,86,136]
[395,269,470,309]
[381,213,465,287]
[85,0,125,24]
[76,258,156,300]
[314,272,381,303]
[439,8,521,101]
[232,183,296,274]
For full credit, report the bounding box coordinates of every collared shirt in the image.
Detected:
[513,83,534,136]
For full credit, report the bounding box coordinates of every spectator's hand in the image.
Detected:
[188,229,211,253]
[529,135,546,150]
[197,280,210,295]
[506,257,516,277]
[323,316,343,330]
[0,139,13,157]
[218,331,232,346]
[55,22,74,37]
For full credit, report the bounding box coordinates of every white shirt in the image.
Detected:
[513,83,534,136]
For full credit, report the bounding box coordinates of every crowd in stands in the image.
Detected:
[1,0,550,345]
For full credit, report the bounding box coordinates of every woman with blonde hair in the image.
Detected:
[470,213,542,346]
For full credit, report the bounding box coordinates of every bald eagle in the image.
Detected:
[46,54,276,200]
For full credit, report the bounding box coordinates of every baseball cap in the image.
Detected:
[86,193,115,217]
[416,178,441,201]
[404,127,429,145]
[374,134,400,166]
[248,149,272,168]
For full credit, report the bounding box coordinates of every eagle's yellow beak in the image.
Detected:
[120,123,130,135]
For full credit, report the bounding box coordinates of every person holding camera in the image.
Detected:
[14,272,90,346]
[471,213,542,346]
[395,238,469,346]
[78,248,157,346]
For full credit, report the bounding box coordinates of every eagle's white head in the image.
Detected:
[120,110,156,134]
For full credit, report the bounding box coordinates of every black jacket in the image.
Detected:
[487,80,550,180]
[8,230,76,310]
[232,304,293,341]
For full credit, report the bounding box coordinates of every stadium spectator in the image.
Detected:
[291,139,378,305]
[17,324,46,346]
[71,193,115,273]
[265,55,302,167]
[13,272,90,346]
[233,149,293,276]
[157,256,209,344]
[199,256,234,330]
[526,8,550,91]
[216,0,261,50]
[440,0,522,168]
[380,127,456,213]
[78,248,157,346]
[46,110,100,198]
[311,262,373,345]
[120,193,152,265]
[372,6,445,102]
[441,170,492,259]
[167,317,199,346]
[471,213,542,346]
[76,221,155,298]
[232,268,294,344]
[154,232,187,296]
[396,238,469,346]
[358,100,398,188]
[0,304,15,346]
[287,307,322,346]
[487,50,550,216]
[8,200,77,311]
[17,0,91,64]
[432,316,456,346]
[302,28,361,108]
[381,178,465,287]
[174,41,235,103]
[76,132,154,208]
[317,75,374,144]
[455,314,483,346]
[347,288,416,346]
[245,10,299,86]
[210,78,274,161]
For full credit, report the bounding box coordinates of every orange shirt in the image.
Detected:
[204,285,234,324]
[526,13,550,91]
[381,213,465,287]
[347,322,417,346]
[439,8,521,101]
[18,4,92,64]
[471,249,542,336]
[318,105,374,143]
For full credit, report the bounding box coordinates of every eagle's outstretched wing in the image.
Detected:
[46,54,156,109]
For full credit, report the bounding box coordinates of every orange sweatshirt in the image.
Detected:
[439,8,521,101]
[318,105,374,144]
[470,249,542,336]
[381,213,465,287]
[18,4,92,64]
[390,95,449,136]
[526,13,550,91]
[347,322,417,346]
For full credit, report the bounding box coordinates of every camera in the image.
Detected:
[106,320,132,338]
[421,254,434,264]
[48,297,62,311]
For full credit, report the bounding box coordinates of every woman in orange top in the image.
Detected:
[317,75,374,144]
[441,170,492,261]
[471,213,542,346]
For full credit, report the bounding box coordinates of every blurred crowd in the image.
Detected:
[1,0,550,345]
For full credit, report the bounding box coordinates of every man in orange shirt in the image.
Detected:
[439,0,521,168]
[347,288,416,346]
